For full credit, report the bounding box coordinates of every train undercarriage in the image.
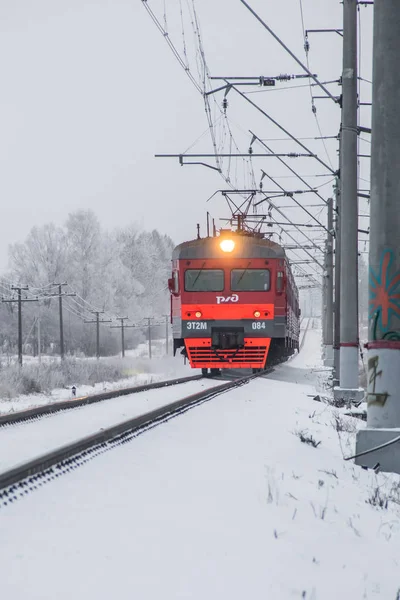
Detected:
[175,332,299,376]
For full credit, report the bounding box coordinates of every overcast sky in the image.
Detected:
[0,0,373,271]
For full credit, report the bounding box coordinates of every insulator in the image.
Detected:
[304,39,310,53]
[248,146,253,155]
[312,103,317,115]
[222,98,228,111]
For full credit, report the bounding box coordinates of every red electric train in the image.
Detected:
[168,227,300,374]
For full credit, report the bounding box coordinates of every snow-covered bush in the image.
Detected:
[0,357,150,398]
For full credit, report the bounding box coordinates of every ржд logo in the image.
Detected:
[216,294,239,305]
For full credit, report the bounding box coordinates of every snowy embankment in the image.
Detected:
[1,320,400,599]
[0,354,193,415]
[0,378,222,474]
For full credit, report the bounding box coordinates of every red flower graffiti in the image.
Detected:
[369,250,400,332]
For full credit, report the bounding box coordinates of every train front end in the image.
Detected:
[168,231,297,372]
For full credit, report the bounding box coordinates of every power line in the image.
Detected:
[299,0,336,170]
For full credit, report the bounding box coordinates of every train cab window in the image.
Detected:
[231,269,270,291]
[184,269,224,292]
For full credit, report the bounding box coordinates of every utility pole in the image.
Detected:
[110,317,135,358]
[58,284,65,359]
[333,183,341,385]
[146,317,152,359]
[53,283,76,359]
[37,316,41,364]
[324,196,334,366]
[335,0,361,402]
[164,314,169,356]
[2,286,38,366]
[84,311,112,358]
[42,284,76,358]
[355,1,400,473]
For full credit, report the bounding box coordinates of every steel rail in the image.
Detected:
[0,371,270,496]
[0,374,203,428]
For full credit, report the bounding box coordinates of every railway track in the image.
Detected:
[0,369,270,504]
[0,376,224,476]
[0,373,203,428]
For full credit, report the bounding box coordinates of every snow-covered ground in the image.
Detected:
[1,321,400,599]
[0,377,222,474]
[0,354,194,415]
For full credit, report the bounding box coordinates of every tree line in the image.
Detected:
[0,210,174,357]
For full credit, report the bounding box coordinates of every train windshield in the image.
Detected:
[231,269,270,291]
[185,269,224,292]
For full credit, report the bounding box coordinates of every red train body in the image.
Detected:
[168,230,300,373]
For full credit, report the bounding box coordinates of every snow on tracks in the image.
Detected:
[0,377,222,476]
[0,374,203,428]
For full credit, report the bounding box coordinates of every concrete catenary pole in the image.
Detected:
[337,0,360,399]
[355,1,400,473]
[324,196,334,366]
[322,259,327,347]
[333,179,341,385]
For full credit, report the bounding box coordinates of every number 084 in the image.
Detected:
[251,322,266,330]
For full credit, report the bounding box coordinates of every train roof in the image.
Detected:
[172,233,287,260]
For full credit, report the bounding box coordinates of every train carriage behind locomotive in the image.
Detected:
[168,230,300,373]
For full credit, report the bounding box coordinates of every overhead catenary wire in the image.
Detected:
[239,0,339,103]
[250,131,331,206]
[299,0,336,171]
[142,0,341,275]
[141,0,203,94]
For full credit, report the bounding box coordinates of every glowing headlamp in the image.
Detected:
[219,239,235,253]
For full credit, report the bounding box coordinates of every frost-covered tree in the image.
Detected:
[5,211,174,356]
[9,223,67,287]
[65,210,102,303]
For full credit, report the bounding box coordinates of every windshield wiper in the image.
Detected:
[190,261,206,290]
[236,261,251,287]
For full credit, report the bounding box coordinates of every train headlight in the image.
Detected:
[253,310,261,318]
[195,311,202,318]
[219,239,235,253]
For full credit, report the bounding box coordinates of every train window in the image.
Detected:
[184,269,224,292]
[231,269,270,291]
[276,271,284,293]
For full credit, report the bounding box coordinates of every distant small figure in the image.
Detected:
[71,385,77,398]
